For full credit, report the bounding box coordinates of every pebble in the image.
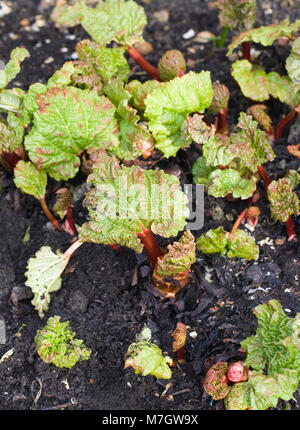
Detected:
[194,31,215,43]
[134,41,153,56]
[0,315,6,344]
[153,10,169,23]
[60,47,68,53]
[44,56,54,64]
[189,331,198,338]
[19,18,30,27]
[182,29,196,40]
[0,1,11,18]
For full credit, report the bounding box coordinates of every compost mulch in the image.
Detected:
[0,0,299,411]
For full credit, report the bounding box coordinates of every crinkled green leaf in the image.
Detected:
[35,316,91,369]
[24,86,119,180]
[267,172,300,222]
[156,230,196,276]
[286,37,300,84]
[0,112,25,153]
[192,156,217,185]
[203,135,235,166]
[212,0,256,31]
[126,79,160,111]
[13,160,47,200]
[203,362,231,400]
[76,39,130,83]
[144,71,214,157]
[231,60,270,102]
[103,79,154,160]
[196,226,229,255]
[228,18,300,56]
[208,82,230,114]
[227,229,259,260]
[53,188,72,220]
[0,47,29,89]
[247,104,272,132]
[25,246,71,318]
[187,114,215,145]
[268,71,300,109]
[54,0,147,47]
[0,89,24,114]
[78,151,189,253]
[124,340,173,379]
[207,168,257,199]
[230,112,275,172]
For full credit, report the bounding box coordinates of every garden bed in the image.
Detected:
[0,0,299,410]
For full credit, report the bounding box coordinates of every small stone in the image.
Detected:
[44,56,54,64]
[275,237,286,245]
[60,47,68,53]
[0,316,6,345]
[225,213,234,222]
[10,286,33,305]
[189,331,197,338]
[19,18,30,27]
[194,31,216,43]
[182,29,196,40]
[153,10,169,23]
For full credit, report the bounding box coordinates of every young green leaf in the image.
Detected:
[14,161,47,200]
[158,49,186,82]
[202,134,235,167]
[53,188,72,220]
[207,168,257,199]
[187,114,215,145]
[267,171,300,223]
[0,47,29,89]
[155,230,196,277]
[212,0,256,31]
[126,79,160,111]
[144,71,214,157]
[0,113,25,154]
[208,83,230,114]
[231,60,270,102]
[35,316,91,368]
[78,151,189,253]
[24,86,119,180]
[197,226,259,260]
[227,18,300,56]
[53,0,147,47]
[203,362,231,400]
[25,241,82,318]
[192,156,217,185]
[247,104,272,132]
[124,340,173,379]
[76,39,130,83]
[268,72,300,109]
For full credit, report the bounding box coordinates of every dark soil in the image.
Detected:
[0,0,300,411]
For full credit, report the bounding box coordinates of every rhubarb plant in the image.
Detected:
[267,170,300,223]
[124,340,173,379]
[212,0,256,32]
[192,113,275,200]
[225,300,300,410]
[35,316,91,368]
[152,230,196,297]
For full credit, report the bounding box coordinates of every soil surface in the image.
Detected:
[0,0,300,411]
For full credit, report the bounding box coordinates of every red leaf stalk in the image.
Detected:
[242,42,251,61]
[40,196,61,232]
[286,216,297,242]
[65,203,77,236]
[127,46,160,81]
[231,209,246,234]
[1,150,22,170]
[216,108,228,135]
[275,109,297,141]
[136,223,165,267]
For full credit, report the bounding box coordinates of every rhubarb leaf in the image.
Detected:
[35,316,91,368]
[268,72,300,109]
[227,229,259,260]
[247,104,272,132]
[126,79,160,111]
[196,226,229,255]
[0,47,29,89]
[14,161,47,200]
[78,151,189,252]
[24,87,119,180]
[103,79,155,160]
[267,172,300,222]
[25,246,71,318]
[227,18,300,56]
[76,39,130,83]
[212,0,256,31]
[0,113,25,153]
[124,341,173,379]
[202,135,235,166]
[155,230,196,276]
[230,112,275,172]
[53,188,72,220]
[187,114,215,145]
[208,83,230,114]
[144,71,214,157]
[286,37,300,84]
[192,156,216,185]
[207,168,257,199]
[231,60,270,102]
[54,0,147,47]
[197,226,258,260]
[204,362,231,400]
